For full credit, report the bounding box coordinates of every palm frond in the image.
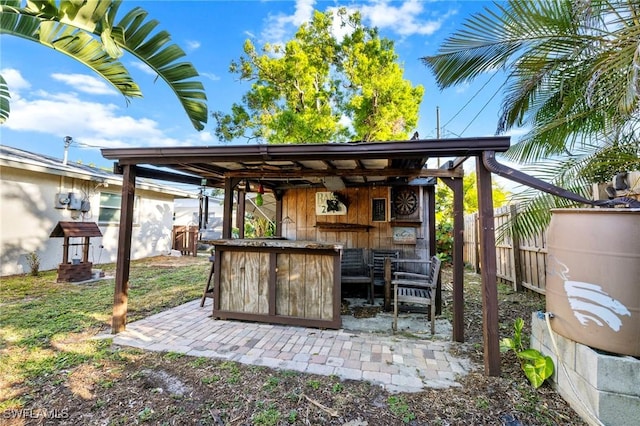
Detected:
[1,1,207,131]
[115,7,207,131]
[0,74,10,124]
[0,4,141,98]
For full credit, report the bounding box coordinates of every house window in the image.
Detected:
[99,193,138,224]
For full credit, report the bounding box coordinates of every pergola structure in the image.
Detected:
[102,136,510,376]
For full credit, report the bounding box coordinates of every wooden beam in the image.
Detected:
[224,167,462,179]
[222,178,239,239]
[442,176,464,343]
[237,190,246,239]
[113,163,207,186]
[112,164,136,333]
[510,204,524,292]
[275,195,283,237]
[102,137,512,165]
[476,155,501,376]
[425,185,440,315]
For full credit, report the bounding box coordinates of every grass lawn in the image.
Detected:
[0,255,208,412]
[0,256,581,425]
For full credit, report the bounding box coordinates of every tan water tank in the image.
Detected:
[546,208,640,356]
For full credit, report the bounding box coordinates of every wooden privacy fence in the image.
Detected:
[464,205,548,294]
[172,225,199,257]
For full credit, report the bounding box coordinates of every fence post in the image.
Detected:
[474,213,480,273]
[509,204,523,291]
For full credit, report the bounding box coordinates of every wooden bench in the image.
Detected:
[391,256,442,335]
[340,248,372,299]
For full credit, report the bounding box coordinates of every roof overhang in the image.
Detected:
[102,137,510,191]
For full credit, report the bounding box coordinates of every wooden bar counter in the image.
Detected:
[210,239,342,329]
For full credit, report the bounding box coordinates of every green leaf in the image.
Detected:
[1,2,207,131]
[523,363,545,388]
[500,337,515,353]
[0,10,141,98]
[517,348,544,362]
[0,74,10,124]
[116,7,207,130]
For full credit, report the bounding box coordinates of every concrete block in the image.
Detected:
[596,352,640,398]
[531,313,640,426]
[598,391,640,426]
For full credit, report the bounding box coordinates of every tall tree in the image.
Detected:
[422,0,640,236]
[0,0,207,130]
[213,8,423,144]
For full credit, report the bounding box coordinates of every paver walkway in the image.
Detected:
[112,300,471,393]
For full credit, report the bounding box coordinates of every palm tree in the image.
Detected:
[0,0,207,130]
[422,0,640,237]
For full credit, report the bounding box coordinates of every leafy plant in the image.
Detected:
[435,222,453,263]
[25,251,40,276]
[252,403,280,426]
[500,318,554,388]
[387,395,416,423]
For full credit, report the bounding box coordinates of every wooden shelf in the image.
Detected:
[315,222,373,232]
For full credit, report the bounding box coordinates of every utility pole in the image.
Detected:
[436,107,441,167]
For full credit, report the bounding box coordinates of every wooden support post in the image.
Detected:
[442,176,464,343]
[112,164,136,333]
[275,195,283,237]
[383,257,391,312]
[62,237,69,263]
[82,236,90,262]
[476,155,501,376]
[236,190,246,239]
[425,185,441,315]
[222,178,240,239]
[510,204,524,292]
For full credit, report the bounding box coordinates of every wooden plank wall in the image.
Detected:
[281,187,428,259]
[275,253,334,320]
[219,251,270,313]
[463,204,547,294]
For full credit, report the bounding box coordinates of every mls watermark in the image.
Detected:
[2,408,69,420]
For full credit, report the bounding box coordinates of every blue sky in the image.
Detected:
[1,0,520,173]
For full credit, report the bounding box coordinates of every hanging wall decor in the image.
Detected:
[315,191,347,215]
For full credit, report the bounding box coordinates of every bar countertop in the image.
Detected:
[205,239,343,251]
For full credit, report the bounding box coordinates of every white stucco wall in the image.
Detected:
[0,166,178,276]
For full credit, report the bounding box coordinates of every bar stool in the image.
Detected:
[200,254,215,307]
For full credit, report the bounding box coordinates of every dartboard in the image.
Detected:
[393,188,418,216]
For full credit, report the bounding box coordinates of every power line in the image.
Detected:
[442,71,500,131]
[459,79,507,136]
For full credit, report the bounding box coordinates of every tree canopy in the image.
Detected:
[0,0,207,130]
[213,8,424,144]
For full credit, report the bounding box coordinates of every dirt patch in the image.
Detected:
[2,257,586,425]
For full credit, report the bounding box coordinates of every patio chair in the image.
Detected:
[391,256,441,335]
[340,248,372,299]
[370,249,399,305]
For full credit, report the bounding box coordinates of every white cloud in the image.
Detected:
[129,61,157,76]
[359,0,457,37]
[5,91,164,142]
[198,131,214,142]
[51,73,118,95]
[1,68,31,96]
[186,40,201,51]
[259,0,457,45]
[201,72,221,81]
[261,0,316,43]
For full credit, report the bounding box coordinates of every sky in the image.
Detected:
[1,0,522,183]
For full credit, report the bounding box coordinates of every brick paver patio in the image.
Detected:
[112,300,471,393]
